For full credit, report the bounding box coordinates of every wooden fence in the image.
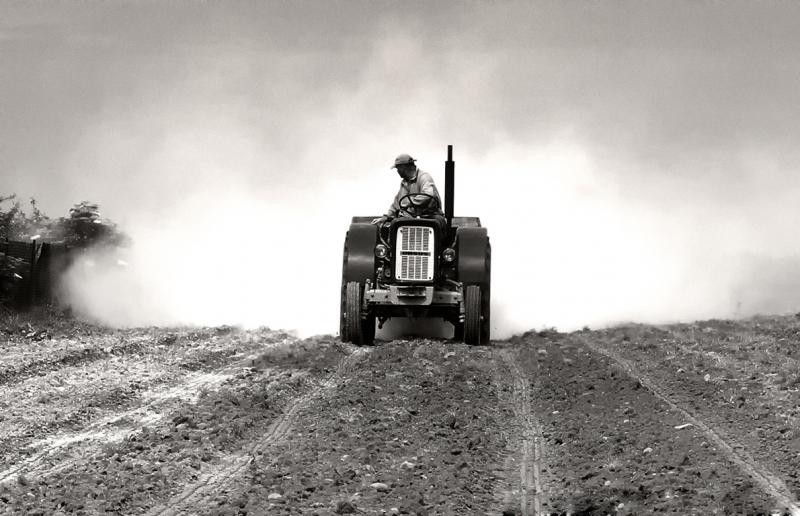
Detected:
[0,239,73,308]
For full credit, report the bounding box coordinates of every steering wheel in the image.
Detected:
[397,193,440,218]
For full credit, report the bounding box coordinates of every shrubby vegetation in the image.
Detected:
[1,195,127,246]
[1,195,128,305]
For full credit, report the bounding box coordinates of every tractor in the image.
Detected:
[340,146,491,345]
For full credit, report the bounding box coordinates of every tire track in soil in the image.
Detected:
[0,337,153,387]
[0,352,265,485]
[0,331,291,484]
[147,344,368,516]
[578,335,800,516]
[497,348,544,516]
[0,331,280,462]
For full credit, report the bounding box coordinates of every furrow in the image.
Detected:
[578,336,800,516]
[148,345,367,516]
[500,349,544,516]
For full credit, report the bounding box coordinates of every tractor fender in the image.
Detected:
[456,227,490,286]
[343,223,378,284]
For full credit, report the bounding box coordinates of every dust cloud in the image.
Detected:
[6,3,800,337]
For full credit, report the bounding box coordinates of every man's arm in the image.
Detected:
[372,184,403,224]
[386,189,400,218]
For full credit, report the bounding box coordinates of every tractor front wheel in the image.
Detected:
[463,285,482,345]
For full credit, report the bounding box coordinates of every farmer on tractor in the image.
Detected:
[371,154,445,228]
[342,145,491,346]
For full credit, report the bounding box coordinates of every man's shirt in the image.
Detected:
[385,169,444,218]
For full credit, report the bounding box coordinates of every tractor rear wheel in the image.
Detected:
[345,281,375,346]
[464,285,482,345]
[481,287,491,345]
[340,280,349,342]
[340,237,349,342]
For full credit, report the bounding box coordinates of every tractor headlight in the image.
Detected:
[375,244,389,259]
[442,248,456,262]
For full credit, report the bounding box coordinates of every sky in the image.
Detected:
[3,1,800,337]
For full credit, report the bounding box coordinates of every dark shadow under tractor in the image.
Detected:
[340,146,491,346]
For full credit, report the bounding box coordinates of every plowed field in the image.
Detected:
[1,312,800,515]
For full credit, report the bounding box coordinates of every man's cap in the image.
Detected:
[391,153,416,169]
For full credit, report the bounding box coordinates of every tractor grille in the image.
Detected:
[395,226,434,281]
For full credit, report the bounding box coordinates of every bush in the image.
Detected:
[60,201,128,248]
[0,195,128,247]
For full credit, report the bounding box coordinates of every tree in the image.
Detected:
[60,201,128,248]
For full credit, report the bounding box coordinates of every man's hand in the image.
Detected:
[371,215,391,225]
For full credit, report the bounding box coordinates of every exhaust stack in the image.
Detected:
[445,145,454,229]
